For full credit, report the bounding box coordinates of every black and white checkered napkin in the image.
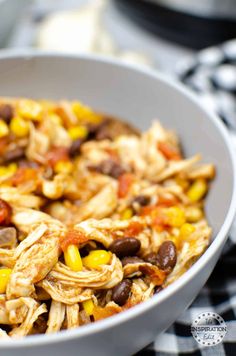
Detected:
[139,39,236,356]
[177,39,236,131]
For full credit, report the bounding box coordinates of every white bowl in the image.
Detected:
[0,51,235,356]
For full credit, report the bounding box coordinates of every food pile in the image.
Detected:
[0,98,214,338]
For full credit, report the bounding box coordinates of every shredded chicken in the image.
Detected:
[46,301,65,334]
[7,298,47,337]
[66,303,80,329]
[0,187,44,209]
[74,181,118,221]
[7,210,66,299]
[26,123,50,164]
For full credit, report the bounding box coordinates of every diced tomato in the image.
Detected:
[45,146,69,167]
[124,221,144,237]
[158,141,181,161]
[151,207,167,229]
[105,148,119,162]
[152,217,168,232]
[93,305,121,321]
[11,167,38,186]
[157,195,179,207]
[0,137,8,154]
[0,199,12,225]
[118,173,134,199]
[139,205,168,231]
[139,205,157,217]
[60,229,89,252]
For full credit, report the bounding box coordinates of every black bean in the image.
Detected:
[144,252,160,267]
[83,119,111,141]
[87,123,100,136]
[103,161,125,179]
[112,279,132,306]
[89,159,125,179]
[88,116,140,141]
[95,127,112,141]
[3,147,25,163]
[109,237,141,258]
[87,119,108,139]
[157,241,177,271]
[69,138,84,157]
[132,195,150,207]
[96,117,140,140]
[121,256,144,266]
[0,104,13,123]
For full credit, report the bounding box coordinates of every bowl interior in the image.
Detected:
[0,53,234,236]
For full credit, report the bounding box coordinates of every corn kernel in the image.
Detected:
[179,223,196,238]
[54,160,73,174]
[165,206,186,227]
[121,208,133,220]
[0,268,12,293]
[82,250,111,270]
[175,177,190,191]
[10,117,30,137]
[72,102,101,124]
[64,245,83,272]
[187,179,207,202]
[18,99,43,121]
[68,125,88,140]
[71,102,84,118]
[0,163,17,179]
[82,299,94,316]
[0,119,9,138]
[48,113,62,125]
[185,207,203,223]
[0,167,8,177]
[8,163,17,174]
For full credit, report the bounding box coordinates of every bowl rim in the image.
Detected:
[0,49,236,349]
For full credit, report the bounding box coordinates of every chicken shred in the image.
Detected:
[46,301,65,334]
[66,304,80,329]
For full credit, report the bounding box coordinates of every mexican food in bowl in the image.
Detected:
[0,97,215,338]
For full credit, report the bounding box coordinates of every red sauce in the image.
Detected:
[118,173,134,198]
[124,221,144,237]
[60,229,89,251]
[11,167,38,186]
[0,198,12,225]
[158,141,181,161]
[45,146,69,167]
